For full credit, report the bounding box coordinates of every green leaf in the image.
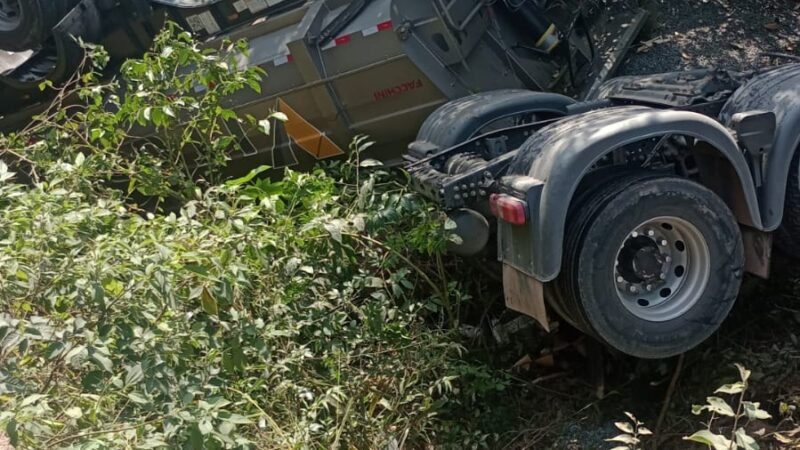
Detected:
[226,414,251,424]
[201,287,219,316]
[127,392,149,405]
[704,396,736,417]
[89,349,113,373]
[225,165,270,187]
[219,421,235,436]
[742,401,772,420]
[614,422,634,434]
[198,418,214,435]
[684,430,734,450]
[247,79,262,93]
[735,428,759,450]
[20,394,47,407]
[715,382,745,395]
[258,119,270,135]
[125,363,144,386]
[323,220,344,243]
[606,434,639,445]
[5,419,18,446]
[269,111,288,122]
[735,363,752,384]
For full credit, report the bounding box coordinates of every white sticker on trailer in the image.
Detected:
[233,0,248,12]
[184,14,206,33]
[199,11,221,34]
[245,0,268,12]
[186,11,220,34]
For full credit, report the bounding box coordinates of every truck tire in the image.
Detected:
[415,90,574,148]
[555,174,744,359]
[776,150,800,255]
[0,0,79,52]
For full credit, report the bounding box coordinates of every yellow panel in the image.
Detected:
[278,98,345,159]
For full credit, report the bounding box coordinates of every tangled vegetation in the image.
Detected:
[0,26,504,449]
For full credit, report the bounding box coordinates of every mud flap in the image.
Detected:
[502,264,549,331]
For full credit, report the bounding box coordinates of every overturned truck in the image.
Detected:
[407,66,800,358]
[0,0,647,169]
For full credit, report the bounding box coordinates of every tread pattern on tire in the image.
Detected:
[777,151,800,255]
[552,171,663,335]
[0,0,80,52]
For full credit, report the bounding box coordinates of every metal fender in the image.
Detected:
[504,106,763,282]
[415,90,576,148]
[720,63,800,231]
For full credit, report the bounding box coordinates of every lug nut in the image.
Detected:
[631,231,639,238]
[617,276,624,283]
[629,286,638,293]
[665,256,672,263]
[660,239,668,246]
[647,230,655,236]
[646,284,653,291]
[660,274,666,280]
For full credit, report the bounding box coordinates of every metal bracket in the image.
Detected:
[731,110,775,187]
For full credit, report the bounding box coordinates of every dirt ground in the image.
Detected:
[621,0,800,76]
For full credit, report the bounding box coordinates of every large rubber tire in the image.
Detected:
[555,174,744,359]
[0,0,79,52]
[776,151,800,256]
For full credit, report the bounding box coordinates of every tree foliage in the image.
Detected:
[0,26,505,449]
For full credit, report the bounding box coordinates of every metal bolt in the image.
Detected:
[629,286,638,294]
[647,230,655,236]
[631,231,639,238]
[646,284,653,291]
[660,273,666,280]
[454,194,461,200]
[617,276,624,283]
[660,239,668,246]
[454,186,460,192]
[665,256,672,263]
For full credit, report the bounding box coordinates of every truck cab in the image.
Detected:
[407,65,800,359]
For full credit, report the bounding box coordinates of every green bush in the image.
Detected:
[0,26,505,449]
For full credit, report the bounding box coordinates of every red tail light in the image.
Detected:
[489,194,528,225]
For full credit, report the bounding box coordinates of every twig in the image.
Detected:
[654,353,685,449]
[347,233,447,302]
[46,417,162,447]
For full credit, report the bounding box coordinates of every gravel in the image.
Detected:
[620,0,800,76]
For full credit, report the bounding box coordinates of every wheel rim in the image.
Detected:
[0,0,21,31]
[613,216,710,322]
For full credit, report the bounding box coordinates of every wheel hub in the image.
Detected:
[0,0,21,30]
[614,217,711,322]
